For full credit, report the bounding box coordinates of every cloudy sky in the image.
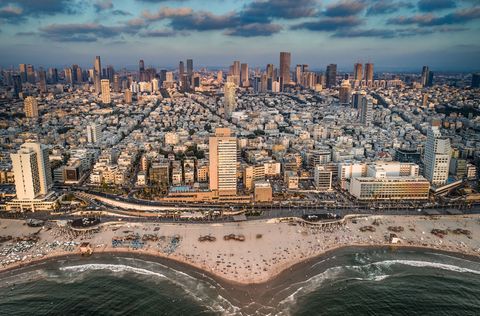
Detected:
[0,0,479,71]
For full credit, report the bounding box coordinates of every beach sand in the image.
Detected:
[1,215,479,285]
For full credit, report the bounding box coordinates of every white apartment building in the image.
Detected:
[424,126,451,186]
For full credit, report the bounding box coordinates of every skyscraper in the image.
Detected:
[152,78,159,92]
[295,65,303,85]
[12,74,22,98]
[64,68,73,84]
[24,96,38,118]
[26,64,35,84]
[48,68,58,84]
[38,69,47,93]
[101,79,111,104]
[181,74,190,92]
[139,59,145,81]
[279,51,291,89]
[359,96,373,126]
[224,79,236,118]
[326,64,337,88]
[94,56,102,93]
[338,81,351,105]
[260,73,267,92]
[87,123,102,144]
[365,63,374,86]
[424,125,451,186]
[354,63,363,81]
[351,90,366,109]
[124,89,133,104]
[11,142,52,200]
[266,64,274,80]
[421,66,429,87]
[187,59,193,76]
[106,65,114,82]
[240,63,249,87]
[231,61,241,86]
[113,74,120,92]
[75,65,83,83]
[19,64,27,83]
[71,64,79,83]
[209,127,237,196]
[179,61,185,78]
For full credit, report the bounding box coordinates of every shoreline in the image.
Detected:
[1,242,479,286]
[1,243,480,312]
[1,214,479,287]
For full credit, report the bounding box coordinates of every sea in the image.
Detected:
[0,247,479,315]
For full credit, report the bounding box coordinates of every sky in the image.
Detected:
[0,0,479,72]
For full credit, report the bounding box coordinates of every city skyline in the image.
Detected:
[0,0,479,71]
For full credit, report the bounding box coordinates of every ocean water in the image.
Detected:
[0,248,479,316]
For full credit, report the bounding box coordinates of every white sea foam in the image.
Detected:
[309,255,336,269]
[59,263,241,315]
[60,263,168,279]
[277,257,480,315]
[370,260,480,275]
[279,266,344,306]
[353,274,389,282]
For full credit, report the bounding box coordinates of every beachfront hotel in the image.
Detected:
[8,142,58,211]
[424,125,452,186]
[349,176,430,201]
[209,128,237,197]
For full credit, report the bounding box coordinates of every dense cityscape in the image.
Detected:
[0,54,479,214]
[0,0,480,314]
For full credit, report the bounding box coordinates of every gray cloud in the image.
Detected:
[366,0,414,15]
[142,7,193,21]
[324,0,367,17]
[239,0,319,24]
[0,4,24,23]
[0,0,81,16]
[388,7,480,26]
[94,0,113,12]
[333,26,468,38]
[112,10,131,16]
[139,29,186,37]
[224,23,282,37]
[292,16,363,31]
[39,22,143,42]
[16,31,36,36]
[418,0,457,12]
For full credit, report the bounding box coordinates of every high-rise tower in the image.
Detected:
[240,63,249,87]
[11,142,52,200]
[326,64,337,88]
[94,56,102,93]
[209,128,237,196]
[187,59,193,76]
[224,79,236,118]
[24,96,38,118]
[279,52,291,89]
[365,63,374,86]
[421,66,429,87]
[359,96,373,126]
[101,79,111,104]
[354,63,363,81]
[38,69,47,93]
[424,125,451,185]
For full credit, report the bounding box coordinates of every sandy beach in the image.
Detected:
[1,215,479,285]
